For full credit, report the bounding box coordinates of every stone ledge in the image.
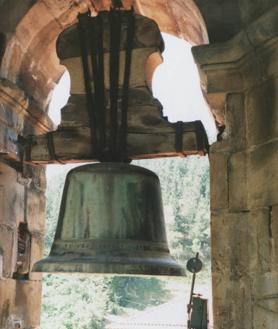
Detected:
[192,5,278,66]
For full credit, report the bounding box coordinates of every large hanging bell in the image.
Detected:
[33,163,184,276]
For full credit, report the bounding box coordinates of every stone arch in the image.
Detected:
[0,0,208,111]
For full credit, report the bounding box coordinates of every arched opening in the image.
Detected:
[1,0,209,114]
[42,24,213,329]
[0,1,214,328]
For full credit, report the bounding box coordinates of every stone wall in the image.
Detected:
[193,3,278,328]
[0,78,48,328]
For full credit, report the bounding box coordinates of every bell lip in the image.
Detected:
[32,257,185,277]
[66,162,159,180]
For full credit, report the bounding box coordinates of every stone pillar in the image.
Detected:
[193,5,278,329]
[0,79,52,329]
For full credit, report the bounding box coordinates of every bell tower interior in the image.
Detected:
[0,1,277,328]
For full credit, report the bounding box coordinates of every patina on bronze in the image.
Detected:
[33,163,184,276]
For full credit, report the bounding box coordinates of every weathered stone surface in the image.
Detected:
[252,272,278,329]
[225,93,246,149]
[246,75,278,147]
[0,226,17,277]
[0,78,54,160]
[211,211,250,277]
[212,273,253,329]
[26,189,45,232]
[241,39,278,92]
[0,162,24,227]
[239,0,277,24]
[192,5,278,131]
[204,92,226,127]
[271,204,278,271]
[0,278,42,329]
[211,208,278,328]
[212,208,276,275]
[248,208,275,273]
[211,93,246,152]
[228,151,248,211]
[209,152,229,210]
[248,140,278,208]
[29,233,44,281]
[205,5,278,326]
[193,7,278,67]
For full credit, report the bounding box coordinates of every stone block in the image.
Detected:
[212,273,253,329]
[29,233,44,281]
[252,272,278,329]
[206,67,243,94]
[246,75,278,147]
[41,0,92,29]
[271,204,278,270]
[248,208,274,273]
[241,38,278,90]
[26,189,45,232]
[0,162,24,227]
[14,1,58,52]
[0,225,17,277]
[0,185,4,223]
[211,211,250,278]
[209,152,229,210]
[0,278,16,329]
[225,93,246,150]
[228,151,248,211]
[14,280,42,328]
[239,0,277,25]
[0,279,42,329]
[0,251,3,279]
[212,208,275,275]
[253,272,278,299]
[210,93,246,153]
[248,140,278,208]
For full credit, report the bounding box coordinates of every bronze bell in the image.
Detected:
[33,163,184,276]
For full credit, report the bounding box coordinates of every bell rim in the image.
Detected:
[32,256,185,277]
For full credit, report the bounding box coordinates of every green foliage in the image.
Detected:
[134,156,211,271]
[106,277,171,311]
[41,156,211,328]
[41,274,109,329]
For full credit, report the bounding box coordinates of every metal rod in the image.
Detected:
[78,12,98,156]
[90,16,105,155]
[109,9,122,160]
[96,14,106,152]
[119,9,134,161]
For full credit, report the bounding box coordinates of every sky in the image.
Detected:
[48,33,217,145]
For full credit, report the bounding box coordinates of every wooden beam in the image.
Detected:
[25,120,208,164]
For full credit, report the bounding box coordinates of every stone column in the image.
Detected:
[193,5,278,329]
